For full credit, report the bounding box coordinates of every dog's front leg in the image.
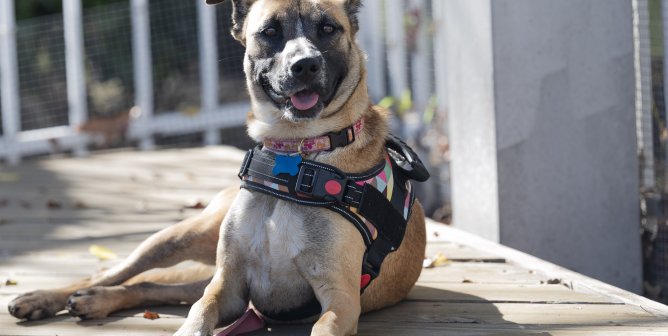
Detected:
[174,229,248,336]
[298,239,365,336]
[174,266,248,336]
[311,282,361,336]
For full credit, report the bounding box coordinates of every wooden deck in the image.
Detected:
[1,146,667,335]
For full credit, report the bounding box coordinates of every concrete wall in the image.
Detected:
[445,0,642,292]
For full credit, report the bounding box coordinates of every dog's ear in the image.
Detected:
[204,0,253,43]
[345,0,362,33]
[229,0,255,43]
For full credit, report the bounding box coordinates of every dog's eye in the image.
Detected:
[321,24,336,35]
[263,27,278,38]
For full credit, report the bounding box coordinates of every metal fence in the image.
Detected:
[0,0,449,217]
[635,0,668,304]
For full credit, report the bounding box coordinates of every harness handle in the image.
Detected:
[386,134,431,182]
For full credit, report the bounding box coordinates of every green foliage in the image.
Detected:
[378,90,414,116]
[379,90,438,125]
[649,0,665,59]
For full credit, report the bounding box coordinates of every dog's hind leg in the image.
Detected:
[8,187,239,321]
[65,264,215,319]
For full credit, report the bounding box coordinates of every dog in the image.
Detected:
[7,1,427,335]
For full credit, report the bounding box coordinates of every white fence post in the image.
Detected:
[385,0,408,99]
[63,0,88,157]
[432,0,447,115]
[408,0,431,109]
[198,0,220,146]
[0,0,21,164]
[359,0,385,102]
[131,0,155,150]
[635,0,655,190]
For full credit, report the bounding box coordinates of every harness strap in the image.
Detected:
[239,149,378,246]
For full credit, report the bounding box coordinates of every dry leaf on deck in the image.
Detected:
[143,309,160,320]
[183,201,206,210]
[423,252,450,268]
[46,199,62,209]
[0,173,20,183]
[4,279,18,286]
[89,245,118,261]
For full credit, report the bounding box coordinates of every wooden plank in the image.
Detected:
[2,304,668,336]
[408,283,621,304]
[248,323,668,336]
[0,277,615,305]
[425,241,505,262]
[361,301,666,326]
[428,222,668,317]
[419,263,548,284]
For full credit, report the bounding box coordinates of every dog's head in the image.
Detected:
[209,0,366,130]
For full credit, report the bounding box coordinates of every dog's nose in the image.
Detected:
[290,57,321,83]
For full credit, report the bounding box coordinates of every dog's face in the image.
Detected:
[211,0,363,123]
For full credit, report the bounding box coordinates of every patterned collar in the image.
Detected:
[263,118,364,154]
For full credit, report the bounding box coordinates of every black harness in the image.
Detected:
[237,134,429,319]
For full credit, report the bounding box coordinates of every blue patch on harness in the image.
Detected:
[273,155,302,176]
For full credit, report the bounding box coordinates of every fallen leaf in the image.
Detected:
[74,201,88,209]
[47,200,62,209]
[0,173,20,183]
[423,252,450,268]
[462,279,474,284]
[143,309,160,320]
[183,201,206,210]
[5,279,18,286]
[89,245,118,261]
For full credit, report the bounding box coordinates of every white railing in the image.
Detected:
[0,0,444,164]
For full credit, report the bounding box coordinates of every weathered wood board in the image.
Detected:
[1,147,667,335]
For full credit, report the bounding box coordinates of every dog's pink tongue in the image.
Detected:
[290,91,319,111]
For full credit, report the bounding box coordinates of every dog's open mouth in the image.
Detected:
[290,90,320,111]
[258,74,344,119]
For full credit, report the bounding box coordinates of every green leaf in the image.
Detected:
[378,96,396,109]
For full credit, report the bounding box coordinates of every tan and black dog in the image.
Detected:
[8,1,427,335]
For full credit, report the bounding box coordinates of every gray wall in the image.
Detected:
[445,0,642,292]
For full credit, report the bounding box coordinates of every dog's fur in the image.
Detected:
[8,1,426,335]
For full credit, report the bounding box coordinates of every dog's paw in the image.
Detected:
[173,323,213,336]
[8,290,68,320]
[66,287,124,320]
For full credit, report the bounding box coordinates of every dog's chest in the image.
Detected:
[231,191,314,297]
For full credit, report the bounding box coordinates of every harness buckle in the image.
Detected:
[295,164,348,202]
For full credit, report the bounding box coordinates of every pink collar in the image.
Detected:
[263,119,364,154]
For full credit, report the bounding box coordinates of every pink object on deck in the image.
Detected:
[215,309,266,336]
